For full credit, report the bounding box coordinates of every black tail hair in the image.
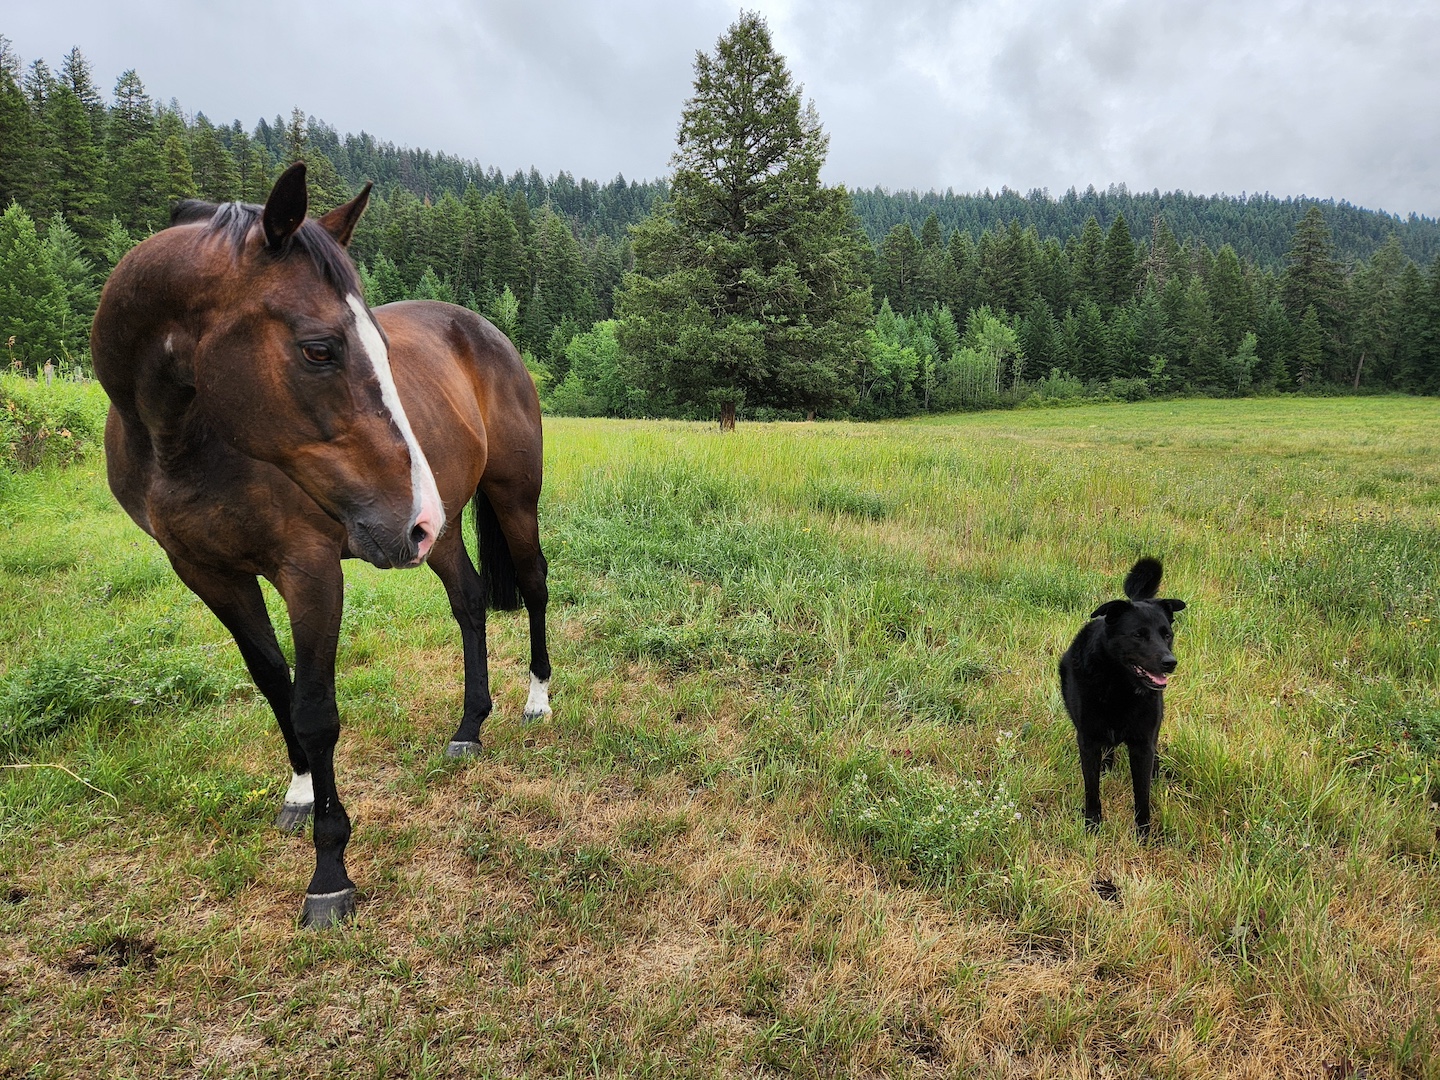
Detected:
[474,490,523,611]
[1124,557,1163,600]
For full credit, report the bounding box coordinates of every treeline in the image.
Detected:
[852,185,1440,270]
[2,37,1440,418]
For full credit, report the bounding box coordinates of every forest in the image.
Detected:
[3,32,1440,421]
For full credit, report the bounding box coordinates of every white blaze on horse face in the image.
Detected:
[523,674,552,720]
[346,294,444,564]
[285,770,313,806]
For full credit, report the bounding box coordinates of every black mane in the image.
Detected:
[170,199,363,297]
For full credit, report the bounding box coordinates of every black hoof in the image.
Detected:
[275,801,313,834]
[300,888,356,929]
[445,740,483,758]
[522,706,552,722]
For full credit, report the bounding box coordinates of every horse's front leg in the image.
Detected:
[166,557,312,831]
[276,557,353,928]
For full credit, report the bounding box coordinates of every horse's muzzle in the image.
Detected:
[347,517,427,569]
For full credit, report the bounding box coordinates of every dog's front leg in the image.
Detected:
[1128,738,1156,839]
[1077,736,1106,832]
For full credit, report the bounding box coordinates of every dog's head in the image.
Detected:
[1090,558,1187,691]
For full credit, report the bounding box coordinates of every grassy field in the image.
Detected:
[1,396,1438,1078]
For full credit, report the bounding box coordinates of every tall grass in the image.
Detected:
[0,396,1436,1077]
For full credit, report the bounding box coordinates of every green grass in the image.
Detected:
[1,396,1438,1077]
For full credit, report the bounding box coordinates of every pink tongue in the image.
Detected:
[1147,671,1169,688]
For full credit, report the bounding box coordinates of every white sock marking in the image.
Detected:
[346,294,445,544]
[524,674,552,718]
[284,771,313,806]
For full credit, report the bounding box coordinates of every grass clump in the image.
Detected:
[0,373,108,471]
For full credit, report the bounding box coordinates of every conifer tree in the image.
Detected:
[616,12,871,423]
[189,115,240,203]
[877,223,920,312]
[1099,213,1138,309]
[1068,216,1104,306]
[0,37,37,208]
[45,82,107,253]
[0,201,70,367]
[106,70,153,155]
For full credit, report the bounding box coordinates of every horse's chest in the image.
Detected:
[147,472,294,576]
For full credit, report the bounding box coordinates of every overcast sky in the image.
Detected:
[6,1,1438,216]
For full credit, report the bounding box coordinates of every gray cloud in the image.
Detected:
[6,0,1438,214]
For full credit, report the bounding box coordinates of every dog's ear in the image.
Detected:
[1091,599,1131,623]
[1124,557,1162,600]
[1159,598,1187,616]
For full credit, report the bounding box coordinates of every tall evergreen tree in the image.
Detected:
[0,201,70,367]
[1068,216,1104,307]
[877,222,921,312]
[45,82,107,253]
[0,39,35,208]
[1099,212,1138,308]
[616,12,871,422]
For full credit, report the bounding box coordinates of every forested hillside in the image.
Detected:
[3,34,1440,421]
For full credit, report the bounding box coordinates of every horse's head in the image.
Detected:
[184,164,443,569]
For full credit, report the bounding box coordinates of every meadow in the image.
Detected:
[1,395,1437,1078]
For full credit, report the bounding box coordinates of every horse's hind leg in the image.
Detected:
[479,483,551,720]
[167,557,312,832]
[427,531,493,757]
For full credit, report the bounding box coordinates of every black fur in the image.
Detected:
[1059,558,1187,838]
[474,490,522,611]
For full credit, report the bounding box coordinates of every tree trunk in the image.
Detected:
[719,401,736,432]
[1353,350,1366,392]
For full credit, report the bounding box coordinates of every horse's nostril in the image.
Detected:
[410,524,429,546]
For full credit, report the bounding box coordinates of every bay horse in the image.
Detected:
[91,163,551,928]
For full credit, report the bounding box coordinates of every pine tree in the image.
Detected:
[59,48,105,133]
[106,70,153,156]
[1293,304,1324,388]
[162,133,197,203]
[0,201,70,367]
[109,136,169,234]
[1099,213,1137,308]
[1208,244,1255,355]
[189,115,240,203]
[0,37,36,208]
[41,212,97,353]
[616,12,871,422]
[44,82,107,254]
[364,253,408,305]
[1068,216,1104,307]
[877,223,920,312]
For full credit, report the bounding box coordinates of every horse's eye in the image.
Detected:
[301,342,336,366]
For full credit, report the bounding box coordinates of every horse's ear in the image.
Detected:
[262,162,309,251]
[317,182,372,247]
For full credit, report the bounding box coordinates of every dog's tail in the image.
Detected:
[1124,557,1163,600]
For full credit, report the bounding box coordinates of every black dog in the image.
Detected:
[1059,558,1186,837]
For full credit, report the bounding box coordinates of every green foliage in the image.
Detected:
[0,202,69,366]
[616,13,872,420]
[0,372,108,469]
[0,641,235,758]
[544,321,645,417]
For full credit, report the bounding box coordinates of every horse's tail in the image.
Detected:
[473,489,523,611]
